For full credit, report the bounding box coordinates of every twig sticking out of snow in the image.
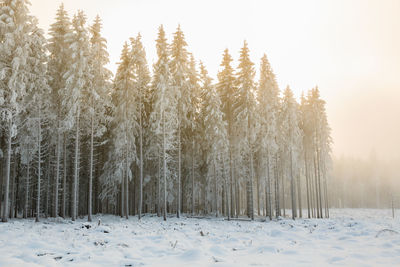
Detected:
[375,229,399,238]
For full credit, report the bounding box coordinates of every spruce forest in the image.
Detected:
[0,1,333,223]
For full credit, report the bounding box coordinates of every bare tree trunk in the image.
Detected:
[10,157,15,219]
[88,113,94,222]
[54,129,61,218]
[290,149,296,220]
[223,157,230,220]
[191,139,195,215]
[229,145,235,218]
[310,163,316,218]
[304,151,311,218]
[316,147,323,218]
[235,172,240,217]
[125,162,129,219]
[2,120,12,222]
[323,168,329,218]
[138,99,143,219]
[162,111,167,221]
[36,111,42,223]
[157,152,161,217]
[177,122,181,218]
[24,157,30,218]
[256,161,260,216]
[62,134,67,218]
[121,168,125,217]
[213,156,218,217]
[281,160,286,217]
[313,152,320,218]
[274,156,280,218]
[45,157,51,218]
[297,174,302,218]
[249,150,255,220]
[72,108,80,221]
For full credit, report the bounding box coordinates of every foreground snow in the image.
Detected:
[0,209,399,267]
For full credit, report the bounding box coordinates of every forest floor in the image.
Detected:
[0,209,399,266]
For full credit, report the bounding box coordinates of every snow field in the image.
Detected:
[0,209,399,267]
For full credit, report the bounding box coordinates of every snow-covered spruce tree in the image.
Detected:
[186,54,202,215]
[256,54,280,219]
[217,48,237,218]
[23,20,52,222]
[299,92,312,218]
[84,15,112,222]
[307,87,332,218]
[130,33,151,220]
[170,25,191,218]
[149,25,177,221]
[111,42,137,219]
[234,41,257,220]
[0,0,34,222]
[47,3,72,218]
[63,11,92,221]
[279,86,302,220]
[199,62,228,217]
[17,19,50,220]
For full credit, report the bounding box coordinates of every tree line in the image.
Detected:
[0,1,331,222]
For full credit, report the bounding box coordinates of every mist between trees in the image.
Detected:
[0,1,334,223]
[331,155,399,209]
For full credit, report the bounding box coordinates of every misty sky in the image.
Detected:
[30,0,400,161]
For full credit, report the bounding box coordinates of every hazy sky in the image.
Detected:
[30,0,400,160]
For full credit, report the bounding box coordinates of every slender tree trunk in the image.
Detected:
[157,152,161,217]
[256,161,260,216]
[125,162,129,219]
[72,108,80,221]
[14,161,19,218]
[2,120,12,222]
[138,100,143,219]
[214,155,218,217]
[62,134,67,218]
[316,148,323,218]
[290,149,296,220]
[323,166,329,218]
[310,163,316,218]
[249,150,254,220]
[274,156,280,217]
[304,151,311,218]
[229,144,235,218]
[223,157,230,220]
[45,157,50,218]
[120,174,124,217]
[162,111,167,221]
[88,113,94,222]
[297,174,302,218]
[53,127,61,218]
[36,110,42,223]
[313,152,320,218]
[177,122,181,218]
[281,160,286,217]
[266,152,272,219]
[191,139,195,215]
[24,157,30,218]
[10,157,15,219]
[236,171,240,217]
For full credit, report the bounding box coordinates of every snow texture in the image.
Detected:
[0,209,399,266]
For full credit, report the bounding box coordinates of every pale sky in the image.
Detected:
[30,0,400,160]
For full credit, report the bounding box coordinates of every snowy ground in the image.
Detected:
[0,209,399,267]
